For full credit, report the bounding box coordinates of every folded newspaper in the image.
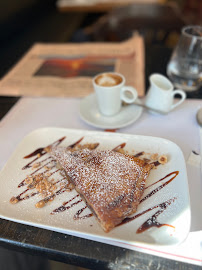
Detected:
[0,34,145,97]
[57,0,159,10]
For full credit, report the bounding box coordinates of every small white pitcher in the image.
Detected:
[145,74,186,114]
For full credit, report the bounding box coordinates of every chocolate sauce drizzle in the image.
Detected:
[112,143,126,151]
[22,137,66,170]
[134,151,144,157]
[51,194,80,214]
[74,206,93,220]
[118,171,179,233]
[51,194,93,220]
[14,189,39,202]
[24,136,66,159]
[10,136,179,234]
[141,171,179,203]
[37,186,68,207]
[120,197,176,233]
[12,137,84,202]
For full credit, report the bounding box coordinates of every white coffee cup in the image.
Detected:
[145,74,186,114]
[93,72,138,116]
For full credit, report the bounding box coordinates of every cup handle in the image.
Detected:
[171,90,186,110]
[120,86,138,104]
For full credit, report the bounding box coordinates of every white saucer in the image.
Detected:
[79,94,143,129]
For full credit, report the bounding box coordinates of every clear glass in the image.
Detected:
[167,25,202,91]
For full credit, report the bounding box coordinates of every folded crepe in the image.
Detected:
[51,147,153,232]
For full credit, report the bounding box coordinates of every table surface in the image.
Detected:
[0,44,201,270]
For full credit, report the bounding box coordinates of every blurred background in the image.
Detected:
[0,0,201,79]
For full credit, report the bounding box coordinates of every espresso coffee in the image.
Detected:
[95,73,123,87]
[93,72,138,116]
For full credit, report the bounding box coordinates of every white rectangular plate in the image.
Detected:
[0,128,190,246]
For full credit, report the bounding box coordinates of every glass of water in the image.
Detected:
[167,25,202,91]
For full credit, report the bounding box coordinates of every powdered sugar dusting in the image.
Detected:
[51,148,147,209]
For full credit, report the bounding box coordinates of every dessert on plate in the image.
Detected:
[51,147,153,232]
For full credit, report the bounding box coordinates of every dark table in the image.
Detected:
[0,44,201,270]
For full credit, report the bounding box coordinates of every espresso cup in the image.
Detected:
[145,74,186,114]
[93,72,138,116]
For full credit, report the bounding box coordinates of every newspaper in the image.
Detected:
[57,0,159,9]
[0,34,145,98]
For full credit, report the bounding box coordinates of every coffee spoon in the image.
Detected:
[196,107,202,127]
[133,102,167,115]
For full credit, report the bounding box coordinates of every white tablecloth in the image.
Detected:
[0,97,201,266]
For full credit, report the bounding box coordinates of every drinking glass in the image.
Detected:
[167,25,202,91]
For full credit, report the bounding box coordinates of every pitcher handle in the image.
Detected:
[171,90,186,110]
